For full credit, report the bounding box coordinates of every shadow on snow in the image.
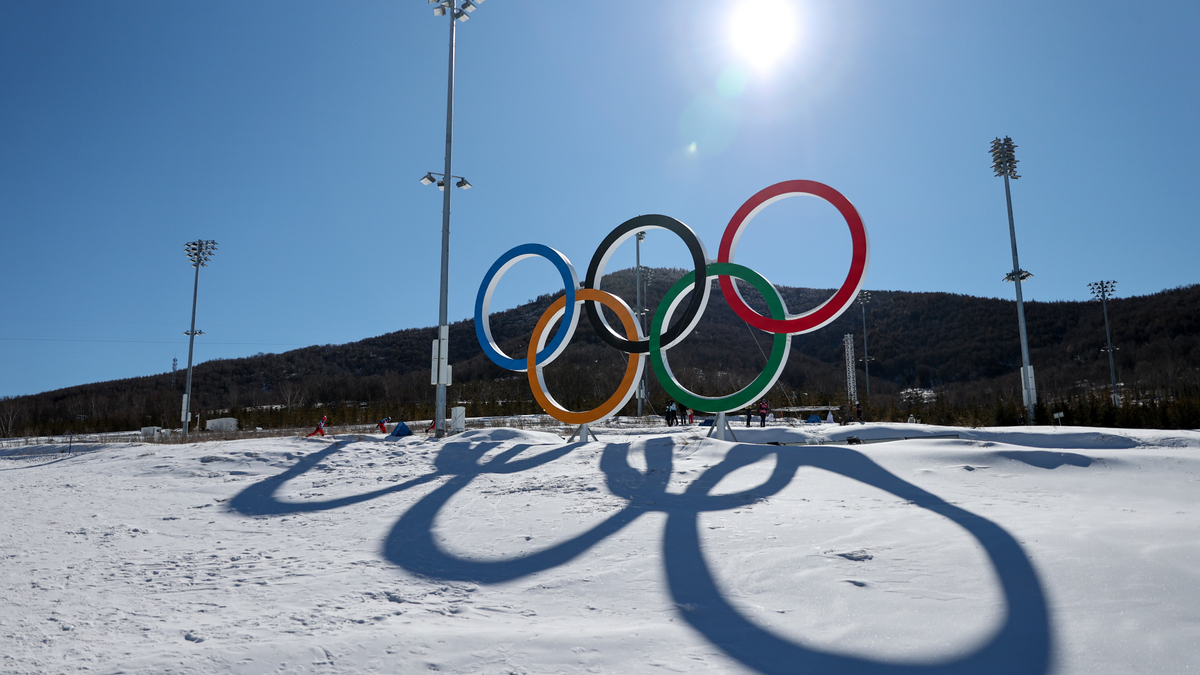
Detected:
[229,436,1051,675]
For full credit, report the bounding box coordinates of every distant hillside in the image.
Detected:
[3,271,1198,435]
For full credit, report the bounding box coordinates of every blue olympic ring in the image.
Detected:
[475,243,579,372]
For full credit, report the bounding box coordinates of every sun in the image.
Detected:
[727,0,800,74]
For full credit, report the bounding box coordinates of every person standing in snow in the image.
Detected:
[377,417,391,434]
[687,407,694,425]
[856,402,863,423]
[758,400,769,427]
[306,415,328,437]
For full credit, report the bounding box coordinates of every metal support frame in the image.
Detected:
[568,423,598,443]
[705,411,739,442]
[844,333,857,407]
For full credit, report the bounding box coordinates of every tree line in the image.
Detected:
[3,270,1198,437]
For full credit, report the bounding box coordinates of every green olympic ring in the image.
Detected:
[650,262,791,412]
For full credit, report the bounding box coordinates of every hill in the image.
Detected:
[2,271,1198,436]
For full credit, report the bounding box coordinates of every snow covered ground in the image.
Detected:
[3,422,1198,674]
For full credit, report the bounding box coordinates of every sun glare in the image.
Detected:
[728,0,800,74]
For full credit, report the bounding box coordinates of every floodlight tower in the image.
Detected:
[182,239,217,441]
[844,333,857,409]
[423,0,484,438]
[858,291,873,399]
[1088,280,1120,406]
[991,136,1035,425]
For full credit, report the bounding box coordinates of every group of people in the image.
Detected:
[665,400,779,428]
[666,399,779,428]
[664,401,693,426]
[746,400,771,427]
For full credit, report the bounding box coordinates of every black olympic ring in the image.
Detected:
[583,214,710,354]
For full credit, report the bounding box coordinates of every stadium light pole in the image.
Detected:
[858,291,872,399]
[425,0,482,438]
[1088,280,1120,406]
[182,239,217,442]
[991,136,1035,425]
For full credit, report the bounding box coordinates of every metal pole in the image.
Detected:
[434,2,457,439]
[860,299,870,399]
[1101,293,1118,406]
[182,259,200,442]
[635,232,644,417]
[1004,174,1035,425]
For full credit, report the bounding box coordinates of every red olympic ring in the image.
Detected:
[717,180,870,335]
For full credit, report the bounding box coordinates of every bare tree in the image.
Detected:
[279,382,306,410]
[0,396,22,438]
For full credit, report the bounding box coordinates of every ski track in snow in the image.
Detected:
[2,423,1199,674]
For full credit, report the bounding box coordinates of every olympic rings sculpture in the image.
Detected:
[475,180,870,425]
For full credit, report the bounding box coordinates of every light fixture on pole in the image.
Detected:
[182,239,217,442]
[429,0,477,21]
[425,0,485,438]
[1088,280,1120,406]
[991,136,1036,425]
[420,171,472,192]
[858,291,873,400]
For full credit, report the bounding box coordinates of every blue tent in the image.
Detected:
[805,414,823,424]
[386,421,413,439]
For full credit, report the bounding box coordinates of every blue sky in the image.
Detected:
[2,0,1198,398]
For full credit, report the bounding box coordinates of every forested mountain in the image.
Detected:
[3,270,1198,436]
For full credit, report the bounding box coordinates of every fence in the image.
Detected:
[0,413,731,455]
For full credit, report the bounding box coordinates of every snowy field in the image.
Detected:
[3,422,1198,674]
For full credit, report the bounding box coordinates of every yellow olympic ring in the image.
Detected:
[526,289,645,425]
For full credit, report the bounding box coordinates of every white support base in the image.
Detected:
[705,412,738,442]
[568,423,597,443]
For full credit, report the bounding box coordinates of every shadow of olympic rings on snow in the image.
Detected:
[229,436,1051,675]
[227,437,576,516]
